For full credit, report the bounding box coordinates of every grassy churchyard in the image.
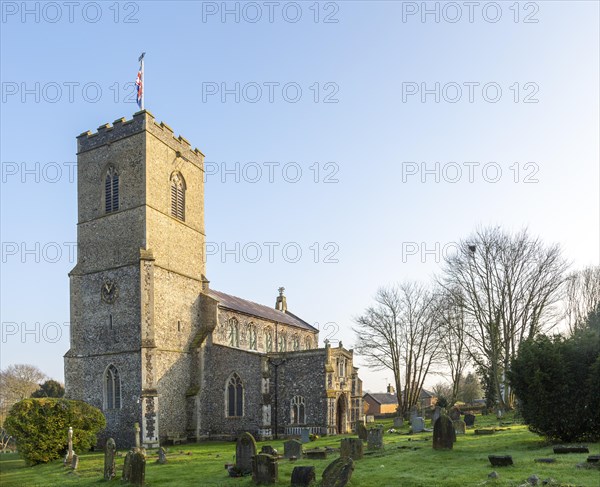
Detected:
[1,413,598,487]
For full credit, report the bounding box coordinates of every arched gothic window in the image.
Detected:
[228,318,239,347]
[226,373,244,417]
[278,332,287,352]
[170,172,185,221]
[291,395,306,424]
[304,336,312,350]
[104,364,121,409]
[248,323,257,350]
[265,328,273,353]
[292,334,300,351]
[104,166,119,213]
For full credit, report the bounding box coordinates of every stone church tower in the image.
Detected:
[65,110,363,447]
[65,110,206,446]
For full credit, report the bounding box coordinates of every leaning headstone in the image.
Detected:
[488,455,513,467]
[260,445,278,456]
[411,416,425,433]
[393,417,404,428]
[464,413,476,427]
[70,453,79,470]
[235,432,257,475]
[123,450,134,481]
[433,416,455,450]
[104,438,117,480]
[284,439,303,459]
[157,446,167,464]
[252,453,278,485]
[321,456,355,487]
[291,466,316,487]
[432,406,441,425]
[449,407,461,421]
[129,449,146,486]
[300,428,311,444]
[340,438,363,460]
[367,426,384,450]
[453,419,466,435]
[356,421,368,441]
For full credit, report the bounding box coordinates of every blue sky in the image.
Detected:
[1,1,598,392]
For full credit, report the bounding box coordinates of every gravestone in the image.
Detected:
[260,445,278,456]
[123,450,133,481]
[367,426,384,450]
[453,419,466,435]
[252,453,278,485]
[433,416,456,450]
[305,449,327,460]
[340,438,363,460]
[393,417,404,428]
[65,426,74,466]
[464,413,476,427]
[411,416,425,433]
[365,415,375,423]
[475,429,495,435]
[134,422,141,449]
[300,428,311,444]
[409,405,419,419]
[284,439,303,459]
[587,455,600,463]
[432,406,441,425]
[157,446,167,464]
[553,445,589,454]
[322,456,355,487]
[130,449,146,486]
[291,466,316,487]
[236,432,257,475]
[104,438,116,480]
[356,421,368,441]
[449,407,461,421]
[488,455,513,467]
[70,453,79,470]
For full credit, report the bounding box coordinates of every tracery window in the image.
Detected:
[265,328,273,353]
[104,364,121,409]
[292,334,300,351]
[248,323,257,350]
[304,336,312,350]
[278,332,287,352]
[104,166,119,213]
[226,373,243,417]
[228,318,239,347]
[290,395,306,424]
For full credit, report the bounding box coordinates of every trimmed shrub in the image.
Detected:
[4,398,105,464]
[509,311,600,442]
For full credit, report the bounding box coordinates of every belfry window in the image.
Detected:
[104,364,121,409]
[170,173,185,221]
[104,166,119,213]
[226,373,244,417]
[291,395,306,424]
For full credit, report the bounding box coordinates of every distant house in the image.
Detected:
[363,386,436,416]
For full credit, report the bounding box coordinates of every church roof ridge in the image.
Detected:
[207,289,318,333]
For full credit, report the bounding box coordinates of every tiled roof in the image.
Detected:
[207,289,318,333]
[365,393,398,405]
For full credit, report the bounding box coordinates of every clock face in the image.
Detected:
[101,279,118,304]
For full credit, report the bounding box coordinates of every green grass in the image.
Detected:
[1,414,598,486]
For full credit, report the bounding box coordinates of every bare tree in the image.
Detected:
[0,364,46,424]
[440,227,568,410]
[353,282,442,417]
[563,266,600,334]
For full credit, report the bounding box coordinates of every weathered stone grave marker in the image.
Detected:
[129,449,146,486]
[488,455,513,467]
[553,445,589,454]
[305,448,327,460]
[157,446,167,464]
[356,421,368,441]
[464,413,476,427]
[235,432,257,475]
[432,406,441,425]
[134,422,141,449]
[449,407,461,421]
[291,466,315,487]
[104,438,116,480]
[453,419,466,435]
[260,445,278,456]
[64,426,74,466]
[433,416,455,450]
[367,426,384,450]
[340,438,363,460]
[410,416,425,433]
[393,417,404,428]
[284,439,303,459]
[70,453,79,470]
[252,453,278,485]
[300,428,311,444]
[321,456,355,487]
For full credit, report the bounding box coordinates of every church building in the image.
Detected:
[64,110,363,447]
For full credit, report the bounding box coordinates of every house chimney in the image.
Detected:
[387,384,395,394]
[275,287,287,312]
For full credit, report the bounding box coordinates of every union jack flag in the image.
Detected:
[135,68,143,108]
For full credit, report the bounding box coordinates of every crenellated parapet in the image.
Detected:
[77,110,204,168]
